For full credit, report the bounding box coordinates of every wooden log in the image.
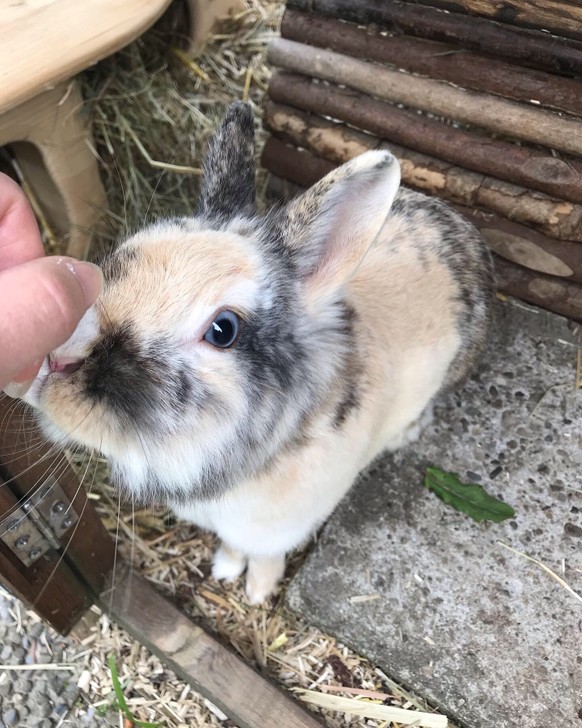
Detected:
[0,476,91,635]
[266,173,304,202]
[268,71,582,204]
[102,563,325,728]
[261,137,582,283]
[281,9,582,118]
[262,136,336,188]
[286,0,582,75]
[268,38,582,158]
[264,102,582,241]
[494,256,582,322]
[398,0,582,42]
[453,205,582,282]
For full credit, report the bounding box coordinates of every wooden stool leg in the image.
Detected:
[0,81,107,259]
[184,0,245,55]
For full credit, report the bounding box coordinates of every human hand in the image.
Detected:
[0,173,102,394]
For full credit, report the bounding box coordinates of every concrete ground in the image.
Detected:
[0,589,109,728]
[287,300,582,728]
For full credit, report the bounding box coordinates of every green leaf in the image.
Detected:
[424,467,516,523]
[108,655,130,715]
[108,655,162,728]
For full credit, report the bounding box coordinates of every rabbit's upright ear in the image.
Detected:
[276,151,401,301]
[198,102,256,221]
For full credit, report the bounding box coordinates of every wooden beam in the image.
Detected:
[263,103,582,242]
[281,9,582,118]
[286,0,582,75]
[261,137,582,283]
[100,563,325,728]
[268,38,582,158]
[268,71,582,204]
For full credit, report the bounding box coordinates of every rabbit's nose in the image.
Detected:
[49,355,85,375]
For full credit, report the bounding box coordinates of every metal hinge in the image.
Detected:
[0,477,79,567]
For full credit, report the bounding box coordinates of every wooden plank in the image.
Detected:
[0,395,116,596]
[101,563,325,728]
[286,0,582,75]
[0,0,173,114]
[268,71,582,205]
[398,0,582,41]
[263,102,582,242]
[268,38,582,158]
[0,473,91,634]
[262,137,582,282]
[281,9,582,118]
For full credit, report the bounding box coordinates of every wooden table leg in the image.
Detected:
[184,0,246,55]
[0,80,107,259]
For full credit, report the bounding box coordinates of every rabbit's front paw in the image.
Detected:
[245,554,285,605]
[212,543,246,582]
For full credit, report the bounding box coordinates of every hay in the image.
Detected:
[79,0,280,254]
[12,0,455,725]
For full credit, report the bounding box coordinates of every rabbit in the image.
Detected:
[17,102,494,604]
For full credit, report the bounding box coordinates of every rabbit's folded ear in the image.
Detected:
[277,150,401,301]
[198,102,256,221]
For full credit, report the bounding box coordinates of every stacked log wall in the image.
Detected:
[262,1,582,321]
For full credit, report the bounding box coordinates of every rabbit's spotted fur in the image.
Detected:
[25,103,493,603]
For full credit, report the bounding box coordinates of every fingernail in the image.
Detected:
[3,380,34,399]
[13,358,44,383]
[2,357,44,399]
[59,259,103,306]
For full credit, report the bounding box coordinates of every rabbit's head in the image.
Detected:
[25,103,401,502]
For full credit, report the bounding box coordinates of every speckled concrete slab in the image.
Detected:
[287,300,582,728]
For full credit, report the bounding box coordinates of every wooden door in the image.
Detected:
[0,394,115,634]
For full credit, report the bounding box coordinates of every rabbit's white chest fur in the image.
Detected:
[175,334,454,554]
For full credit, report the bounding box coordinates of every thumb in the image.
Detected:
[0,256,102,388]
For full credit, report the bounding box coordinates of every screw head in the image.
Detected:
[29,547,43,560]
[52,501,65,514]
[62,516,74,529]
[14,535,30,548]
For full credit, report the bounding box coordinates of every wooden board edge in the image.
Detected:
[98,563,325,728]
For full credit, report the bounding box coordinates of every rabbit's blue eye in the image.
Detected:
[204,310,240,348]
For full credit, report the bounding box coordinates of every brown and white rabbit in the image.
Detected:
[18,103,494,603]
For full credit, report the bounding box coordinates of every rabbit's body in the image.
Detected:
[20,104,493,603]
[174,186,492,600]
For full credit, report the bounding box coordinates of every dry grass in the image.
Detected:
[79,0,279,254]
[13,1,449,725]
[70,452,448,728]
